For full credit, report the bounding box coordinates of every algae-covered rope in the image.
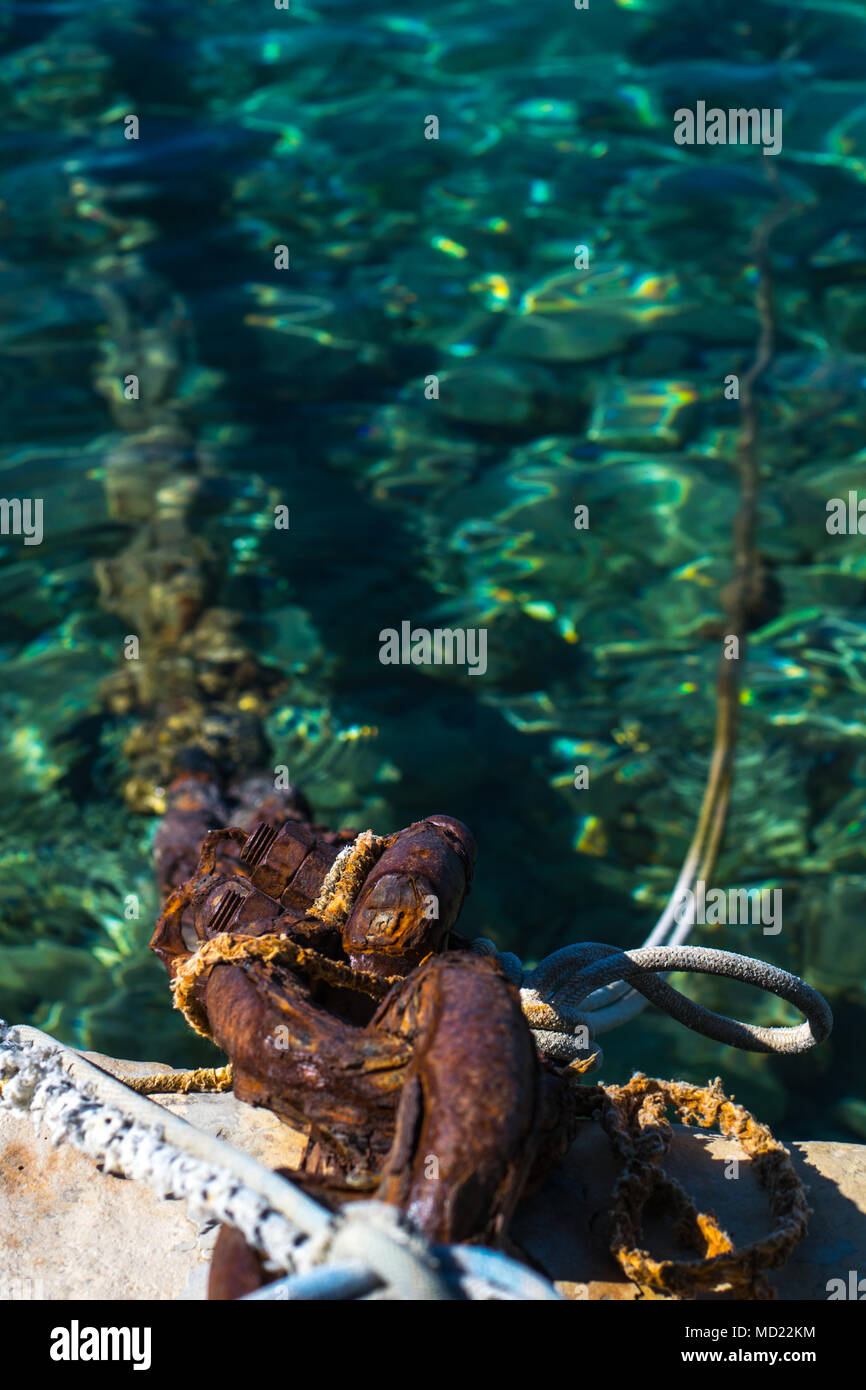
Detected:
[554,173,806,1033]
[310,829,388,925]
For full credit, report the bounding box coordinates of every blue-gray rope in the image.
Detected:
[515,942,832,1061]
[470,936,833,1062]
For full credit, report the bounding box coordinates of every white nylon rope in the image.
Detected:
[0,1020,550,1301]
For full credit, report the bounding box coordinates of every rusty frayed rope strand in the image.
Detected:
[310,829,387,926]
[172,932,402,1041]
[600,1075,811,1299]
[122,1064,234,1094]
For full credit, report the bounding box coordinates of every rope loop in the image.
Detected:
[473,939,832,1059]
[540,944,833,1055]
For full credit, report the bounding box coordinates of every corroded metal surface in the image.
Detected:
[150,812,578,1290]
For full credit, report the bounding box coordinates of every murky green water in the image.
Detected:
[1,0,866,1141]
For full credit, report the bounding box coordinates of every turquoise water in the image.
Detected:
[1,0,866,1141]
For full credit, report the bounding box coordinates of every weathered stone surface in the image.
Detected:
[80,1052,308,1172]
[1,1056,864,1300]
[0,1097,204,1301]
[0,1055,307,1301]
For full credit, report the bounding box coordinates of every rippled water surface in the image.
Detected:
[2,0,866,1141]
